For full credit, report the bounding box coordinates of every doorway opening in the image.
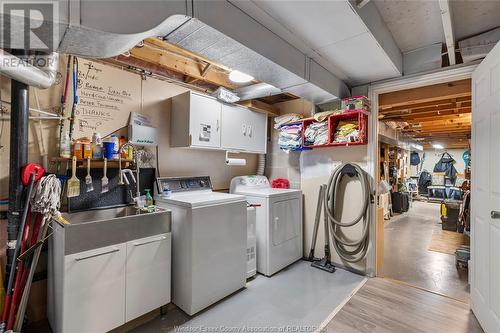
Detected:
[375,78,472,303]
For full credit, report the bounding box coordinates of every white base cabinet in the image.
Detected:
[49,230,171,333]
[63,244,127,333]
[126,234,171,321]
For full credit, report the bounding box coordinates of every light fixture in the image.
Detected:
[432,143,444,150]
[229,70,254,83]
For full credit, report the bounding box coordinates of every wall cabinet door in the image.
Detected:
[221,104,267,153]
[64,243,126,333]
[125,233,171,322]
[189,92,222,148]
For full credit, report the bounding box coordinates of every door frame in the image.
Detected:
[366,63,478,277]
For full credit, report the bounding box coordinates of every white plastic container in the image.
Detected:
[110,135,120,160]
[60,130,71,158]
[92,132,103,159]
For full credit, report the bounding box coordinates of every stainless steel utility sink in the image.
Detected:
[57,206,171,255]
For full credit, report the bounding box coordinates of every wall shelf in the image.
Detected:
[278,109,369,151]
[50,157,134,169]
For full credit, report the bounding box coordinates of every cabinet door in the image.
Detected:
[221,104,267,153]
[189,93,221,148]
[125,233,171,322]
[64,243,126,333]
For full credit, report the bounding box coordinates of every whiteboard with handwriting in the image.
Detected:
[70,59,141,139]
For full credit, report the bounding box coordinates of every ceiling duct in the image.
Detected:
[458,27,500,63]
[0,0,349,104]
[233,83,282,101]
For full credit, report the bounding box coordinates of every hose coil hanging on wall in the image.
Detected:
[325,163,371,263]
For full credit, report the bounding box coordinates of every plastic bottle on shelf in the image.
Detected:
[82,138,92,159]
[73,139,83,159]
[145,189,153,207]
[60,130,71,158]
[119,136,127,158]
[92,132,103,159]
[110,134,120,160]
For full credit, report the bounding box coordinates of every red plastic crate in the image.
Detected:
[328,111,368,147]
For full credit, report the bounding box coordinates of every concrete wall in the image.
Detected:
[409,148,468,176]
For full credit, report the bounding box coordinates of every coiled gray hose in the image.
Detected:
[325,163,371,263]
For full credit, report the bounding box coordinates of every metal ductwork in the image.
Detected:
[1,0,349,103]
[458,27,500,63]
[234,83,282,101]
[0,51,59,89]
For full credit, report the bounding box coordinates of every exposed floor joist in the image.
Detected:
[379,79,471,149]
[106,38,298,115]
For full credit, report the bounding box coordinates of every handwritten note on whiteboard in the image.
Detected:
[71,59,141,139]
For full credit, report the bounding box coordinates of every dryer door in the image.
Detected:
[272,198,300,246]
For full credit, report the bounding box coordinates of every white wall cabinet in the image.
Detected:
[171,91,222,149]
[221,104,267,153]
[171,91,267,153]
[125,233,171,321]
[63,244,127,333]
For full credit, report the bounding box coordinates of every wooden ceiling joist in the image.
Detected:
[379,78,472,149]
[398,111,471,123]
[379,79,471,109]
[379,96,471,113]
[380,106,471,121]
[129,41,240,89]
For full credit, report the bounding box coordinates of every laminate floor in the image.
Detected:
[325,277,484,333]
[380,201,469,302]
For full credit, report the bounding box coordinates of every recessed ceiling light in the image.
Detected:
[229,70,254,83]
[433,143,444,149]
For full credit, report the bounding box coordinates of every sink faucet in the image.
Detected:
[119,142,141,202]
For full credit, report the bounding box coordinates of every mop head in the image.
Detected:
[311,257,336,273]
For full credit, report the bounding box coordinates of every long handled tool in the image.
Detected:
[13,215,51,332]
[68,56,79,141]
[6,213,43,330]
[67,156,80,198]
[307,184,336,273]
[58,55,72,155]
[0,164,44,333]
[101,158,109,193]
[85,157,94,192]
[13,175,62,332]
[307,185,325,261]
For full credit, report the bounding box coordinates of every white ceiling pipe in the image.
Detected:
[0,50,59,89]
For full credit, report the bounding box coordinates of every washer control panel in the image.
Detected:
[230,175,270,193]
[157,176,212,195]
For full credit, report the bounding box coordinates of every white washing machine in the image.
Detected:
[230,176,303,276]
[155,176,247,315]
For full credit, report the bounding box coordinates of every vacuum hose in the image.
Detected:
[325,163,371,263]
